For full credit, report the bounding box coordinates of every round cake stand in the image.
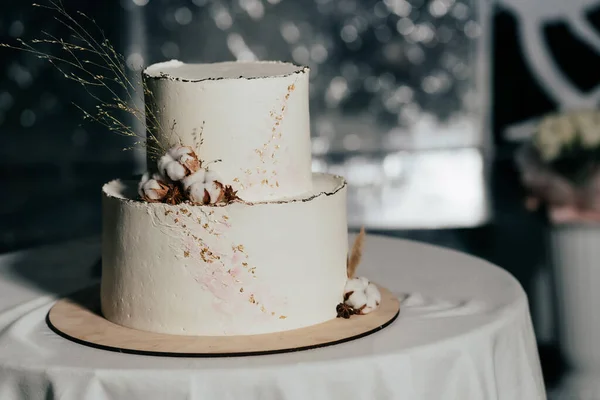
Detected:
[0,235,546,400]
[46,285,399,357]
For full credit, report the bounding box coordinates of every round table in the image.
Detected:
[0,235,545,400]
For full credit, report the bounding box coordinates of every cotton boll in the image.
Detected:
[361,283,381,314]
[165,161,186,181]
[188,182,208,204]
[139,174,169,202]
[182,169,206,190]
[180,153,194,165]
[343,277,382,315]
[168,145,192,159]
[179,151,200,173]
[362,304,376,314]
[344,276,369,296]
[206,181,224,204]
[158,146,201,181]
[205,169,221,184]
[365,282,381,305]
[346,290,367,311]
[361,301,377,314]
[138,172,150,198]
[169,145,200,174]
[157,154,175,177]
[143,180,163,200]
[152,172,166,182]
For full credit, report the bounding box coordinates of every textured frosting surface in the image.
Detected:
[143,60,312,202]
[101,173,348,336]
[144,60,306,81]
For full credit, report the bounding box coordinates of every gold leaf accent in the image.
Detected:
[347,226,366,278]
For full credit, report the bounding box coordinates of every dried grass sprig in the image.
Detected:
[347,226,365,278]
[0,0,166,159]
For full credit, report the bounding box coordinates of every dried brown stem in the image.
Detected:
[347,226,366,279]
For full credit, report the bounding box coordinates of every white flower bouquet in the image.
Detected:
[517,110,600,223]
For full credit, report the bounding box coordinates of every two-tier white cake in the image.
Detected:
[101,61,350,336]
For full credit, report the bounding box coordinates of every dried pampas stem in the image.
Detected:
[347,226,365,279]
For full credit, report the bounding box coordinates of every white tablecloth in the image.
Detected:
[0,235,545,400]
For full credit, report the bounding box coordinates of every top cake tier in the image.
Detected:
[143,60,313,202]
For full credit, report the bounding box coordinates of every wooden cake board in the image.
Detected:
[47,284,399,357]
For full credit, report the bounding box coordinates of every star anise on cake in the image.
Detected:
[163,183,186,205]
[336,302,357,319]
[222,185,240,203]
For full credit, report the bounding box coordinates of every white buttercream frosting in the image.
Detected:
[143,60,312,202]
[101,173,348,336]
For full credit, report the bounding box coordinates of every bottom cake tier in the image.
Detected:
[101,173,348,336]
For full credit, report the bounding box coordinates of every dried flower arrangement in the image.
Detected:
[140,145,240,206]
[336,228,381,319]
[516,110,600,221]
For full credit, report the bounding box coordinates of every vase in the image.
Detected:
[551,222,600,372]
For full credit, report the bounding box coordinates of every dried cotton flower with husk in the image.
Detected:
[158,146,201,181]
[343,277,381,315]
[184,169,225,205]
[138,173,170,202]
[138,146,240,206]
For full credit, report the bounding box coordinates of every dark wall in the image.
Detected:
[0,1,135,252]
